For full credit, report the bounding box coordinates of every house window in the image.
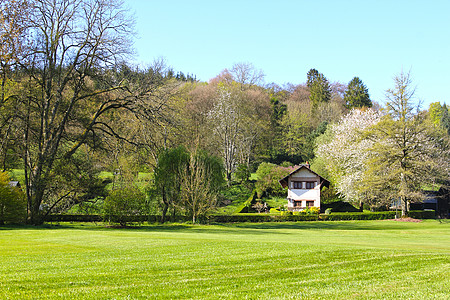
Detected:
[292,181,302,189]
[294,201,302,207]
[306,201,314,207]
[305,182,315,189]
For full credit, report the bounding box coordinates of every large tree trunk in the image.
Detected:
[160,188,168,223]
[401,196,408,217]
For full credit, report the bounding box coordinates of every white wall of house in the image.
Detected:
[286,168,321,211]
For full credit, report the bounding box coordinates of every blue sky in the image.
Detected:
[124,0,450,108]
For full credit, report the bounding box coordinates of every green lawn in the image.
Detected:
[1,220,449,299]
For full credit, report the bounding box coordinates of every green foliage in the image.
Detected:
[255,162,291,197]
[234,189,257,213]
[179,150,225,223]
[218,183,254,214]
[211,213,320,222]
[303,121,328,161]
[269,208,280,214]
[428,102,450,135]
[280,210,292,216]
[307,69,331,109]
[408,210,435,219]
[151,146,190,222]
[320,211,396,221]
[325,208,332,215]
[103,186,147,226]
[344,77,372,108]
[428,102,444,126]
[304,206,320,214]
[0,172,26,224]
[234,163,250,183]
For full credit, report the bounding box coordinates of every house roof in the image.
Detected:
[279,164,330,189]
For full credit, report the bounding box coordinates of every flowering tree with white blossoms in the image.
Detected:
[315,108,382,208]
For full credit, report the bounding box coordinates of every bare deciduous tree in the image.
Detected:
[230,62,265,89]
[2,0,169,224]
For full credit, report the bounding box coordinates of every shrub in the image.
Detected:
[269,208,280,214]
[0,172,26,225]
[325,208,332,215]
[210,213,318,223]
[408,210,435,219]
[103,186,147,226]
[280,211,292,216]
[304,207,320,215]
[234,164,250,183]
[320,211,396,221]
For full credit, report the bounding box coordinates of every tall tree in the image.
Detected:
[0,0,29,171]
[152,146,190,223]
[307,69,331,109]
[361,71,450,216]
[179,150,224,224]
[315,109,382,209]
[344,77,372,108]
[207,83,270,182]
[5,0,169,224]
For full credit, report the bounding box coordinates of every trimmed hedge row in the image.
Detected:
[319,211,396,221]
[210,213,319,223]
[45,214,162,223]
[45,210,435,223]
[408,210,436,219]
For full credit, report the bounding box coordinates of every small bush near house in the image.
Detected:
[103,186,147,226]
[0,172,26,225]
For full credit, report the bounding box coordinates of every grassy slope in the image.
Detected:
[1,220,449,299]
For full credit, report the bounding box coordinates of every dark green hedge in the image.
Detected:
[210,213,319,223]
[46,214,162,223]
[408,210,435,219]
[45,210,435,223]
[319,211,396,221]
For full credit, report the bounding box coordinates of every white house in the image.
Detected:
[279,164,329,212]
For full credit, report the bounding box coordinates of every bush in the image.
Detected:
[210,213,318,223]
[103,186,147,226]
[46,214,161,223]
[280,211,292,216]
[0,172,26,225]
[269,208,280,214]
[325,208,332,215]
[304,207,320,215]
[234,164,250,183]
[408,210,435,219]
[320,211,396,221]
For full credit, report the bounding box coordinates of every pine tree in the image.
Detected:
[344,77,372,108]
[307,69,331,109]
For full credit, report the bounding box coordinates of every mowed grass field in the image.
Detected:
[1,220,449,299]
